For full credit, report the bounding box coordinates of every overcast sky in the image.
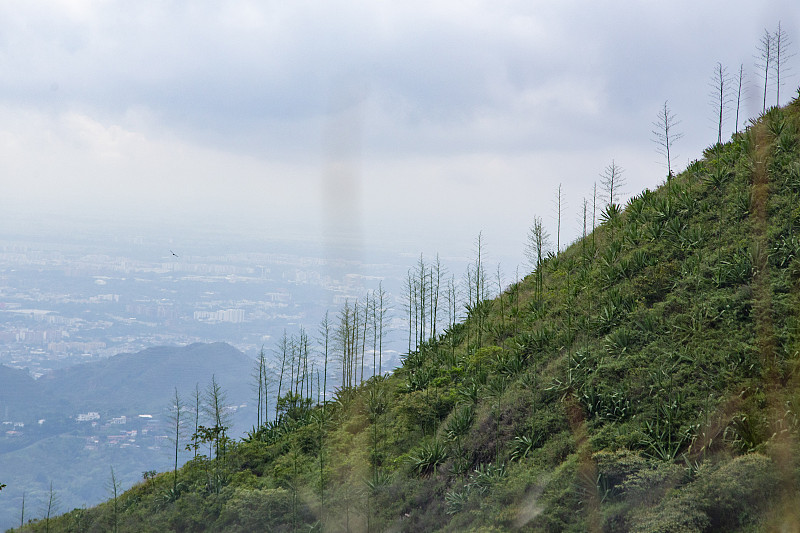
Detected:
[0,1,797,266]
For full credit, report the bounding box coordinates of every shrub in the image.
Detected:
[604,327,637,356]
[467,462,507,494]
[720,247,753,286]
[408,439,449,476]
[703,163,732,189]
[445,405,475,441]
[213,487,294,532]
[444,487,470,515]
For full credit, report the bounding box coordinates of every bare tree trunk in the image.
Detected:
[109,467,121,533]
[43,481,59,533]
[361,294,368,385]
[474,232,486,347]
[735,63,745,133]
[170,388,183,492]
[204,375,229,460]
[191,383,200,458]
[376,283,387,376]
[417,254,427,347]
[652,101,683,178]
[555,184,563,254]
[710,63,728,144]
[371,291,378,379]
[773,22,792,106]
[496,264,505,344]
[276,331,288,420]
[431,255,443,341]
[592,183,597,250]
[758,28,774,112]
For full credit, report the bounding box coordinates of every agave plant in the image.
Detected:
[664,217,685,243]
[509,434,541,462]
[445,405,474,441]
[675,189,695,216]
[766,107,787,138]
[405,366,434,392]
[155,482,186,509]
[456,380,481,405]
[635,310,660,337]
[784,162,800,192]
[703,163,733,189]
[599,240,622,268]
[366,470,394,492]
[625,194,647,224]
[686,159,705,176]
[769,235,800,268]
[679,226,704,250]
[518,326,555,354]
[599,203,623,226]
[645,219,664,241]
[365,384,388,421]
[640,421,691,462]
[629,250,652,273]
[653,196,679,222]
[604,327,636,356]
[725,414,768,454]
[623,223,642,248]
[525,298,548,321]
[497,350,526,377]
[733,188,751,218]
[408,438,449,476]
[776,127,797,154]
[596,304,623,334]
[444,487,471,515]
[467,462,507,494]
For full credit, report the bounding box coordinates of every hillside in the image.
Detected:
[0,366,35,408]
[9,97,800,532]
[0,343,257,531]
[37,342,255,415]
[0,343,254,421]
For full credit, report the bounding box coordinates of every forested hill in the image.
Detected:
[11,96,800,532]
[0,343,257,531]
[0,342,255,420]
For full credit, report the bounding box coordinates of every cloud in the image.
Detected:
[0,0,798,260]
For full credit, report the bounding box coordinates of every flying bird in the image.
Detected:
[170,250,179,257]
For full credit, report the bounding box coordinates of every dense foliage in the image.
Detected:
[10,96,800,532]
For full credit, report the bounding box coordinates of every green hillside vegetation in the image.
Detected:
[9,95,800,532]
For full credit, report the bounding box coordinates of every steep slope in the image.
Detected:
[14,97,800,532]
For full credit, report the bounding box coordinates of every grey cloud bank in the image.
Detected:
[0,1,797,262]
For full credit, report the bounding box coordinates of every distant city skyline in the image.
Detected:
[0,233,427,377]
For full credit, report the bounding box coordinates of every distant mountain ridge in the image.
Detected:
[0,365,35,406]
[0,342,257,531]
[38,342,254,414]
[1,342,254,419]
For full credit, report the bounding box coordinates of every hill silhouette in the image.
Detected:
[1,342,253,419]
[0,342,256,530]
[0,366,35,408]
